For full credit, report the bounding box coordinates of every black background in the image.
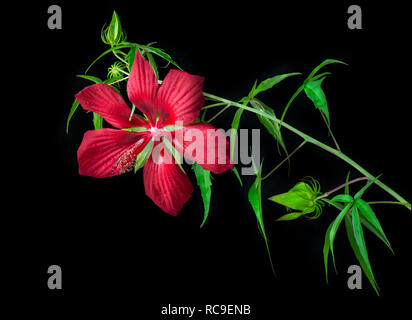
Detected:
[17,0,412,318]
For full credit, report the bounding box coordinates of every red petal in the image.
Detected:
[143,147,193,216]
[157,70,205,126]
[78,129,150,178]
[75,84,148,129]
[127,50,159,126]
[173,123,234,174]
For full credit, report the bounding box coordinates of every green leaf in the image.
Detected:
[344,213,379,295]
[134,139,154,173]
[354,175,381,199]
[230,107,244,161]
[251,72,301,98]
[66,98,80,133]
[304,77,330,126]
[231,167,243,187]
[248,164,276,275]
[142,45,181,70]
[126,45,138,72]
[251,99,287,156]
[323,222,334,283]
[162,136,185,173]
[328,201,353,273]
[248,168,264,236]
[146,52,159,80]
[307,59,347,80]
[161,124,184,132]
[344,171,351,195]
[247,80,258,98]
[331,194,353,204]
[85,44,132,74]
[192,163,212,228]
[276,211,307,221]
[355,198,393,253]
[351,204,379,294]
[122,126,149,133]
[76,74,103,83]
[310,71,332,81]
[93,113,103,130]
[122,42,182,70]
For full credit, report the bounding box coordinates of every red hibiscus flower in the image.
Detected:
[75,50,233,215]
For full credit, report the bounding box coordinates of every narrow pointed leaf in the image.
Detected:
[93,113,103,130]
[354,175,381,199]
[146,52,159,80]
[352,205,375,279]
[251,72,301,98]
[307,59,347,80]
[304,77,330,126]
[276,211,307,221]
[192,163,212,228]
[344,171,351,195]
[329,201,353,273]
[323,222,334,283]
[122,126,149,133]
[126,45,138,72]
[346,209,379,294]
[134,139,154,173]
[85,44,132,74]
[231,167,243,186]
[247,80,257,98]
[230,107,244,161]
[66,99,80,133]
[356,198,393,253]
[162,136,185,174]
[251,99,287,156]
[122,42,182,70]
[76,74,103,83]
[248,164,276,274]
[331,194,353,204]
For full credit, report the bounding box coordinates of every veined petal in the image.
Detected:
[78,128,150,178]
[75,83,148,129]
[173,123,234,174]
[157,70,205,126]
[143,147,193,216]
[127,50,159,126]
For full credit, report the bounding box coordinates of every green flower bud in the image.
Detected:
[101,11,126,45]
[269,178,324,221]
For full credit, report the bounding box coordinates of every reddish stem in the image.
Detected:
[319,177,369,198]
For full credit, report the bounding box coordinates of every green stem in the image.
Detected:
[202,92,411,210]
[112,49,128,65]
[319,109,341,152]
[368,201,409,206]
[202,102,227,110]
[317,177,369,199]
[116,68,130,76]
[107,75,129,85]
[280,84,304,126]
[206,104,230,123]
[261,140,307,181]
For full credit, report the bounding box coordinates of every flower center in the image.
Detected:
[150,126,161,138]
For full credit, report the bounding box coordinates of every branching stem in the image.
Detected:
[202,92,411,210]
[261,141,307,181]
[318,177,369,199]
